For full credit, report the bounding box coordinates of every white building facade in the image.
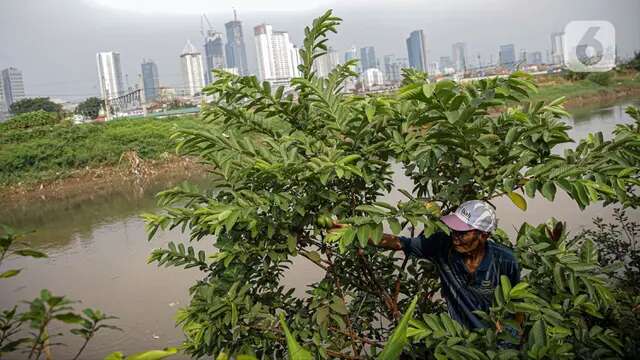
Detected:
[361,68,384,90]
[96,52,124,99]
[180,40,206,98]
[254,24,301,87]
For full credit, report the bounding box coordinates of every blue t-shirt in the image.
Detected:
[400,231,520,329]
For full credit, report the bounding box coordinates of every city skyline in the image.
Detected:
[1,0,639,100]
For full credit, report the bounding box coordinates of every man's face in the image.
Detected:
[451,229,488,254]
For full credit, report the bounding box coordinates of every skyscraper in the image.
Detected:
[1,67,25,108]
[203,31,226,83]
[439,56,453,72]
[360,46,377,71]
[451,42,467,72]
[550,32,565,65]
[529,51,543,65]
[361,68,384,90]
[254,24,300,86]
[0,84,7,121]
[344,46,360,72]
[96,52,124,99]
[499,44,516,68]
[141,59,160,102]
[313,48,341,77]
[180,40,205,97]
[383,55,407,84]
[225,11,249,76]
[406,30,428,72]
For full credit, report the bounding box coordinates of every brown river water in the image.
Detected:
[1,98,639,359]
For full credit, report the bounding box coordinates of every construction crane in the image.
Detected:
[200,13,214,39]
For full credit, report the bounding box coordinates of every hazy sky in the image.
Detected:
[1,0,639,101]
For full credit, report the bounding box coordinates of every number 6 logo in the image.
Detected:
[565,21,615,72]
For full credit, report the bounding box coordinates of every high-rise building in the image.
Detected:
[499,44,516,68]
[519,49,527,65]
[452,42,467,72]
[361,68,384,90]
[96,52,124,99]
[406,30,428,72]
[529,51,543,65]
[203,31,226,83]
[313,48,341,77]
[254,24,300,86]
[141,59,160,103]
[225,11,249,76]
[360,46,377,71]
[180,40,205,97]
[344,46,360,72]
[439,56,453,72]
[1,67,25,108]
[0,84,7,121]
[550,32,565,65]
[383,55,407,84]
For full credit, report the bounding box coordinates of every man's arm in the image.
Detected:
[376,233,402,250]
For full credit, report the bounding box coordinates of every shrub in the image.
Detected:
[587,71,613,86]
[146,10,640,359]
[0,110,59,130]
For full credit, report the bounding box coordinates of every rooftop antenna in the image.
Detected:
[233,8,238,21]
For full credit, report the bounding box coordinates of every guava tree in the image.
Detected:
[144,10,640,359]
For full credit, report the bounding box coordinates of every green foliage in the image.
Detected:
[104,347,178,360]
[0,110,60,130]
[586,72,613,86]
[378,296,418,359]
[0,115,199,185]
[561,70,588,82]
[75,97,103,119]
[623,51,640,71]
[9,97,63,115]
[146,10,640,359]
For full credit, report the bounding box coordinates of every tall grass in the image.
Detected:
[0,115,200,185]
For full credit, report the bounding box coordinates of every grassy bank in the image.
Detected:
[0,115,200,186]
[533,70,640,106]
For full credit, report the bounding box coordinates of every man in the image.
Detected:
[348,200,520,329]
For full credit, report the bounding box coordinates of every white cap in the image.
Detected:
[441,200,497,233]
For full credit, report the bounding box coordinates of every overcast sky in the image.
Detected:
[1,0,639,101]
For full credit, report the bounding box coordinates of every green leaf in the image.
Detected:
[126,348,178,360]
[422,83,435,98]
[378,296,419,360]
[474,155,491,169]
[524,179,537,198]
[500,275,512,302]
[0,269,21,279]
[507,191,527,211]
[14,249,47,258]
[278,313,313,360]
[541,181,556,201]
[287,234,297,254]
[54,313,84,324]
[104,352,125,360]
[305,251,321,263]
[388,218,402,235]
[330,299,348,315]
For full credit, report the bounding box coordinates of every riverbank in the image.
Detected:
[0,155,207,205]
[533,69,640,107]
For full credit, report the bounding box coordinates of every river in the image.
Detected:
[1,98,639,359]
